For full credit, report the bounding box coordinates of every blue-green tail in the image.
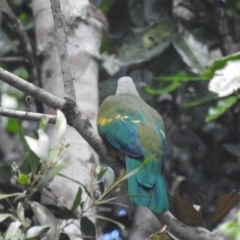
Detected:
[126,156,168,213]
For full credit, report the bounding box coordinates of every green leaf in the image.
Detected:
[17,174,28,185]
[173,29,210,75]
[30,202,57,240]
[59,233,71,240]
[55,110,67,142]
[184,92,218,107]
[100,0,113,13]
[19,131,39,175]
[5,118,21,133]
[37,163,67,189]
[39,115,49,131]
[222,144,240,157]
[0,214,13,222]
[205,96,238,122]
[43,204,78,220]
[5,221,21,240]
[25,129,49,162]
[118,19,176,65]
[155,71,206,82]
[25,226,50,239]
[145,81,181,95]
[80,217,96,240]
[0,193,21,200]
[71,187,82,212]
[16,202,24,222]
[49,148,60,161]
[97,168,108,181]
[204,51,240,79]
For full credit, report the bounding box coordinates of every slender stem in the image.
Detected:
[0,107,56,123]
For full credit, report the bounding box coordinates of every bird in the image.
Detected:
[97,77,168,214]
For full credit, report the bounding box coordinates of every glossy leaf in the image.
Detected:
[43,204,78,219]
[55,110,67,142]
[5,221,21,240]
[37,163,67,189]
[173,187,203,226]
[222,144,240,157]
[209,190,240,226]
[30,201,57,240]
[145,82,181,95]
[184,92,218,107]
[0,214,13,222]
[155,71,206,82]
[25,226,50,239]
[19,131,39,174]
[118,19,176,65]
[59,233,71,240]
[97,168,108,180]
[80,217,96,240]
[205,96,238,122]
[172,32,207,74]
[71,187,82,211]
[25,129,49,162]
[0,192,21,200]
[128,0,144,27]
[16,202,24,222]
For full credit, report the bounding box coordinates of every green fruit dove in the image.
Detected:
[97,77,168,213]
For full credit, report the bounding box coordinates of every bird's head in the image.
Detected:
[116,77,139,96]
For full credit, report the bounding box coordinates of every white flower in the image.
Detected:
[208,60,240,97]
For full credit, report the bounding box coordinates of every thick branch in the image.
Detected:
[1,0,39,87]
[0,107,56,123]
[0,68,65,109]
[155,212,216,240]
[49,0,76,102]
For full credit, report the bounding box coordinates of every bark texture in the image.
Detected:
[32,0,106,237]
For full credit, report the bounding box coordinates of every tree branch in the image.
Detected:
[0,57,23,62]
[0,107,56,123]
[1,0,39,87]
[49,0,76,102]
[0,68,65,109]
[155,212,217,240]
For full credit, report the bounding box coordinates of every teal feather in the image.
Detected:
[97,86,168,214]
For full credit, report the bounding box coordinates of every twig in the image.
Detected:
[155,212,217,240]
[49,0,76,102]
[0,57,23,62]
[0,68,65,109]
[1,0,39,87]
[0,107,56,123]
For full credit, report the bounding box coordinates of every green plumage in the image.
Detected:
[97,92,168,213]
